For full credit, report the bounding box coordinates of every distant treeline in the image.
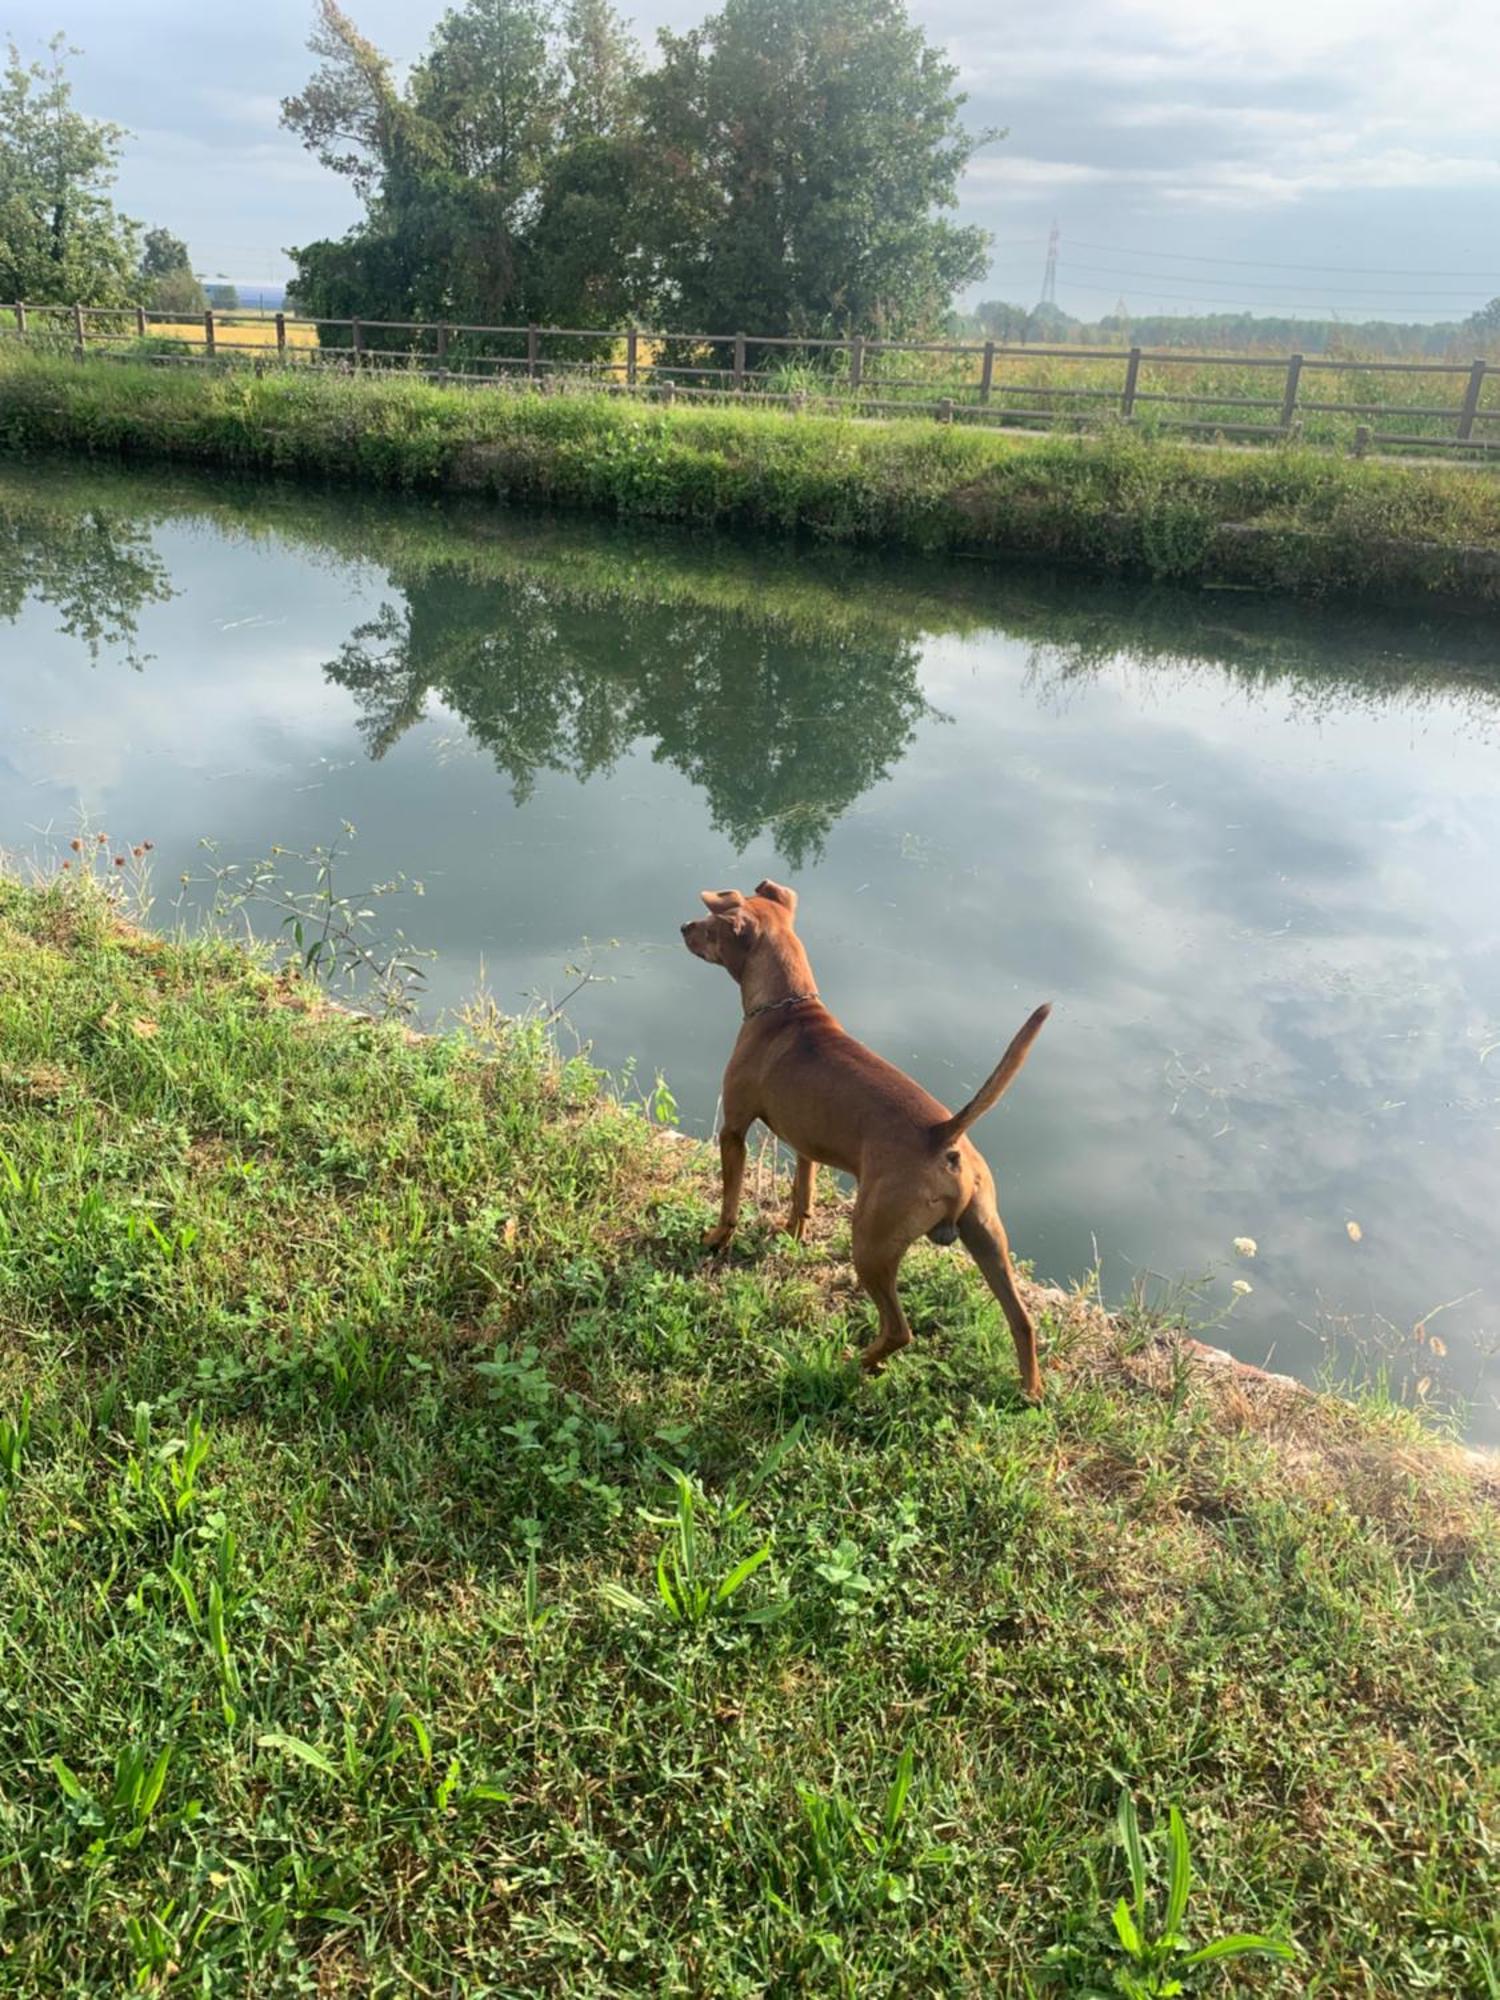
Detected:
[961,300,1500,358]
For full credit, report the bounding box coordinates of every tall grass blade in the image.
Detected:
[1182,1934,1297,1965]
[1164,1804,1191,1940]
[1117,1788,1147,1920]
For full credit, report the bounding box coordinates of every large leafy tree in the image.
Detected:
[638,0,994,337]
[281,0,644,330]
[138,226,190,281]
[0,34,139,306]
[138,225,206,314]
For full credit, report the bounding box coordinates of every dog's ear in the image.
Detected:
[700,889,745,914]
[754,879,797,914]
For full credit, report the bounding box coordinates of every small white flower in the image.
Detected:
[1233,1236,1257,1258]
[1231,1278,1253,1296]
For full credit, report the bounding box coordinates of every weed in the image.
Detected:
[601,1466,779,1626]
[194,825,432,1016]
[1086,1790,1297,1997]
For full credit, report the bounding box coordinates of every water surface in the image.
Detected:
[4,465,1497,1435]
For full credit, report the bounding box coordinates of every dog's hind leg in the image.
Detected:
[785,1154,815,1242]
[851,1189,924,1372]
[704,1127,748,1253]
[958,1198,1043,1401]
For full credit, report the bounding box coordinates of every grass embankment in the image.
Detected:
[2,351,1499,603]
[1,873,1497,1994]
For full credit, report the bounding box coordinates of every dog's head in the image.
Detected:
[680,880,798,981]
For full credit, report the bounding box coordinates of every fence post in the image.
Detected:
[527,323,539,380]
[937,397,954,424]
[626,326,638,388]
[73,303,85,359]
[733,332,746,392]
[203,308,216,358]
[1279,353,1303,433]
[135,304,147,338]
[1121,346,1142,418]
[14,303,26,337]
[351,318,364,370]
[661,376,675,407]
[979,340,995,404]
[1457,359,1487,443]
[436,323,448,385]
[275,311,286,360]
[849,334,864,394]
[1351,425,1371,459]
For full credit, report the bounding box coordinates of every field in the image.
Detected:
[0,864,1496,1993]
[141,316,320,354]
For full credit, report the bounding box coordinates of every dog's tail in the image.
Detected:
[931,1003,1051,1149]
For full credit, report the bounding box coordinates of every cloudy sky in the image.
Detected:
[7,0,1498,319]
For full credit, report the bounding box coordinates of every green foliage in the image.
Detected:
[637,0,993,337]
[281,0,645,337]
[0,34,139,306]
[145,266,206,314]
[279,0,991,341]
[972,297,1029,341]
[137,226,190,283]
[0,875,1495,1990]
[195,829,433,1014]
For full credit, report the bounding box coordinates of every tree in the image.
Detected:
[974,300,1028,341]
[0,34,139,305]
[205,281,239,309]
[1464,298,1500,342]
[1024,301,1073,343]
[281,0,643,332]
[148,267,206,314]
[139,226,190,281]
[137,225,206,314]
[638,0,994,337]
[559,0,638,143]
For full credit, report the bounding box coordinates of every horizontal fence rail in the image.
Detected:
[4,303,1498,459]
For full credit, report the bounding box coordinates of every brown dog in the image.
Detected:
[681,880,1050,1397]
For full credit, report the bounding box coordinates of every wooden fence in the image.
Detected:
[4,302,1498,458]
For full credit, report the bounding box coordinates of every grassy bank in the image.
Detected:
[1,871,1496,1994]
[3,352,1500,603]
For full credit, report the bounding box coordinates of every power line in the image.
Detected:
[1064,237,1500,281]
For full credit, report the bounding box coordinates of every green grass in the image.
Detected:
[1,870,1497,1994]
[3,350,1500,603]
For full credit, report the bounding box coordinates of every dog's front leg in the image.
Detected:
[784,1154,815,1242]
[703,1126,747,1253]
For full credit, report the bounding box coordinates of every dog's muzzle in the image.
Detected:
[927,1221,959,1247]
